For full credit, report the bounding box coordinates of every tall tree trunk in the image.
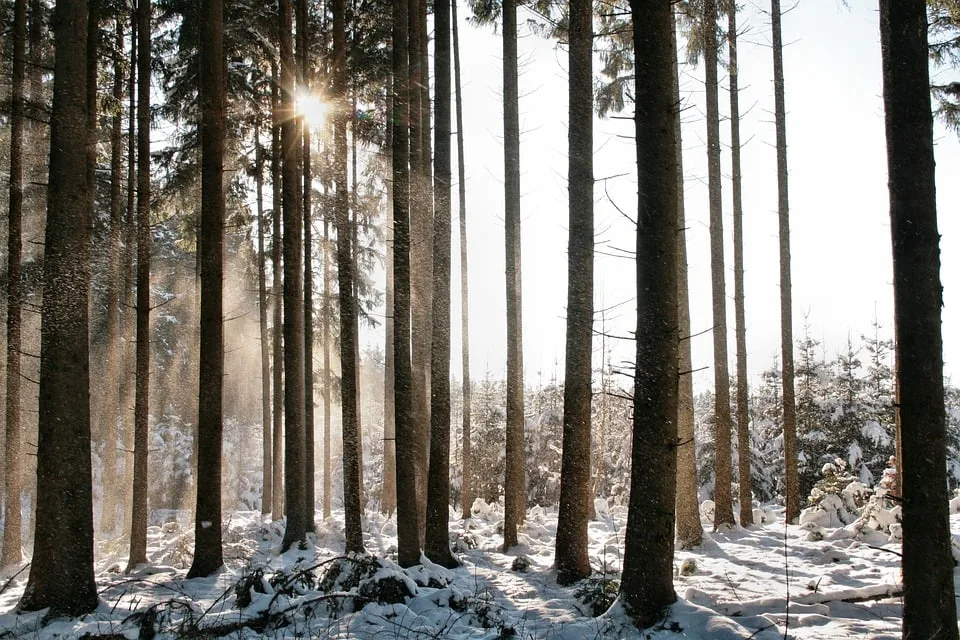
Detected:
[703,0,734,529]
[333,0,364,554]
[382,92,397,516]
[127,0,152,571]
[256,116,273,516]
[18,0,97,614]
[880,2,959,637]
[555,0,593,586]
[322,219,333,519]
[187,0,226,578]
[121,5,137,527]
[771,0,799,524]
[501,0,525,553]
[728,0,752,527]
[100,14,126,538]
[2,0,27,568]
[270,60,284,521]
[86,4,101,531]
[425,0,458,569]
[350,91,364,504]
[621,0,679,625]
[673,9,702,550]
[279,0,307,552]
[393,0,419,568]
[299,0,316,533]
[452,0,472,520]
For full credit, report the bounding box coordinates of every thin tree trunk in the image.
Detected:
[621,0,679,626]
[18,0,97,614]
[2,0,27,568]
[127,0,152,571]
[256,116,273,516]
[382,91,397,516]
[452,0,472,520]
[771,0,799,524]
[322,219,333,520]
[280,0,307,552]
[121,6,137,529]
[704,0,734,529]
[729,1,752,527]
[350,90,364,504]
[270,60,284,521]
[299,0,316,533]
[880,2,959,637]
[425,0,458,569]
[555,0,593,586]
[86,3,101,512]
[393,0,419,568]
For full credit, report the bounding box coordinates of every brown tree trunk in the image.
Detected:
[333,0,364,555]
[18,0,98,614]
[256,116,273,516]
[322,219,333,520]
[2,0,27,568]
[771,0,799,524]
[425,0,458,569]
[382,93,397,516]
[350,92,364,504]
[555,0,593,586]
[270,60,285,521]
[121,6,137,528]
[186,0,226,578]
[728,0,752,527]
[704,0,735,530]
[393,0,419,568]
[127,0,152,571]
[452,0,472,520]
[279,0,308,552]
[673,9,703,550]
[501,0,525,553]
[621,0,679,626]
[880,2,959,637]
[299,0,316,533]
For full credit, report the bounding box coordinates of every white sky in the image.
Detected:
[365,1,960,393]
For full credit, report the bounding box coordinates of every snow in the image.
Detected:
[0,501,954,638]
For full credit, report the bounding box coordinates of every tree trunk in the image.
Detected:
[880,2,959,637]
[621,0,679,626]
[673,9,703,550]
[425,0,458,569]
[322,219,333,520]
[186,0,226,578]
[771,0,799,524]
[350,91,364,505]
[127,0,152,571]
[86,3,101,535]
[299,0,316,534]
[2,0,27,568]
[501,0,525,553]
[555,0,593,586]
[333,0,364,555]
[121,6,137,528]
[279,0,307,552]
[728,0,752,527]
[18,0,97,614]
[452,0,472,520]
[703,0,734,530]
[382,92,397,516]
[256,116,273,517]
[270,60,285,521]
[393,0,419,568]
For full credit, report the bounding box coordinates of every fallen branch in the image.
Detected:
[793,583,903,605]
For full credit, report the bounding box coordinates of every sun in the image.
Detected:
[296,92,331,129]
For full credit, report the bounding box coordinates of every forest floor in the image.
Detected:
[0,499,937,638]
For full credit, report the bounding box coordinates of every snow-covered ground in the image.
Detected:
[0,500,946,639]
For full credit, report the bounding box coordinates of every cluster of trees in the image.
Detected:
[0,0,958,635]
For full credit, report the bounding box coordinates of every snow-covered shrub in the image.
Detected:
[573,574,620,617]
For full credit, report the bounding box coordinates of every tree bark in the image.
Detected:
[729,0,752,527]
[127,0,152,571]
[621,0,679,626]
[393,0,419,568]
[187,0,226,578]
[673,9,703,550]
[704,0,735,529]
[501,0,525,553]
[880,2,959,637]
[452,0,472,520]
[256,116,273,516]
[18,0,98,614]
[2,0,27,568]
[555,0,593,586]
[425,0,459,570]
[322,219,333,520]
[382,93,397,517]
[270,60,285,521]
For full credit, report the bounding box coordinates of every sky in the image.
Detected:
[383,0,960,393]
